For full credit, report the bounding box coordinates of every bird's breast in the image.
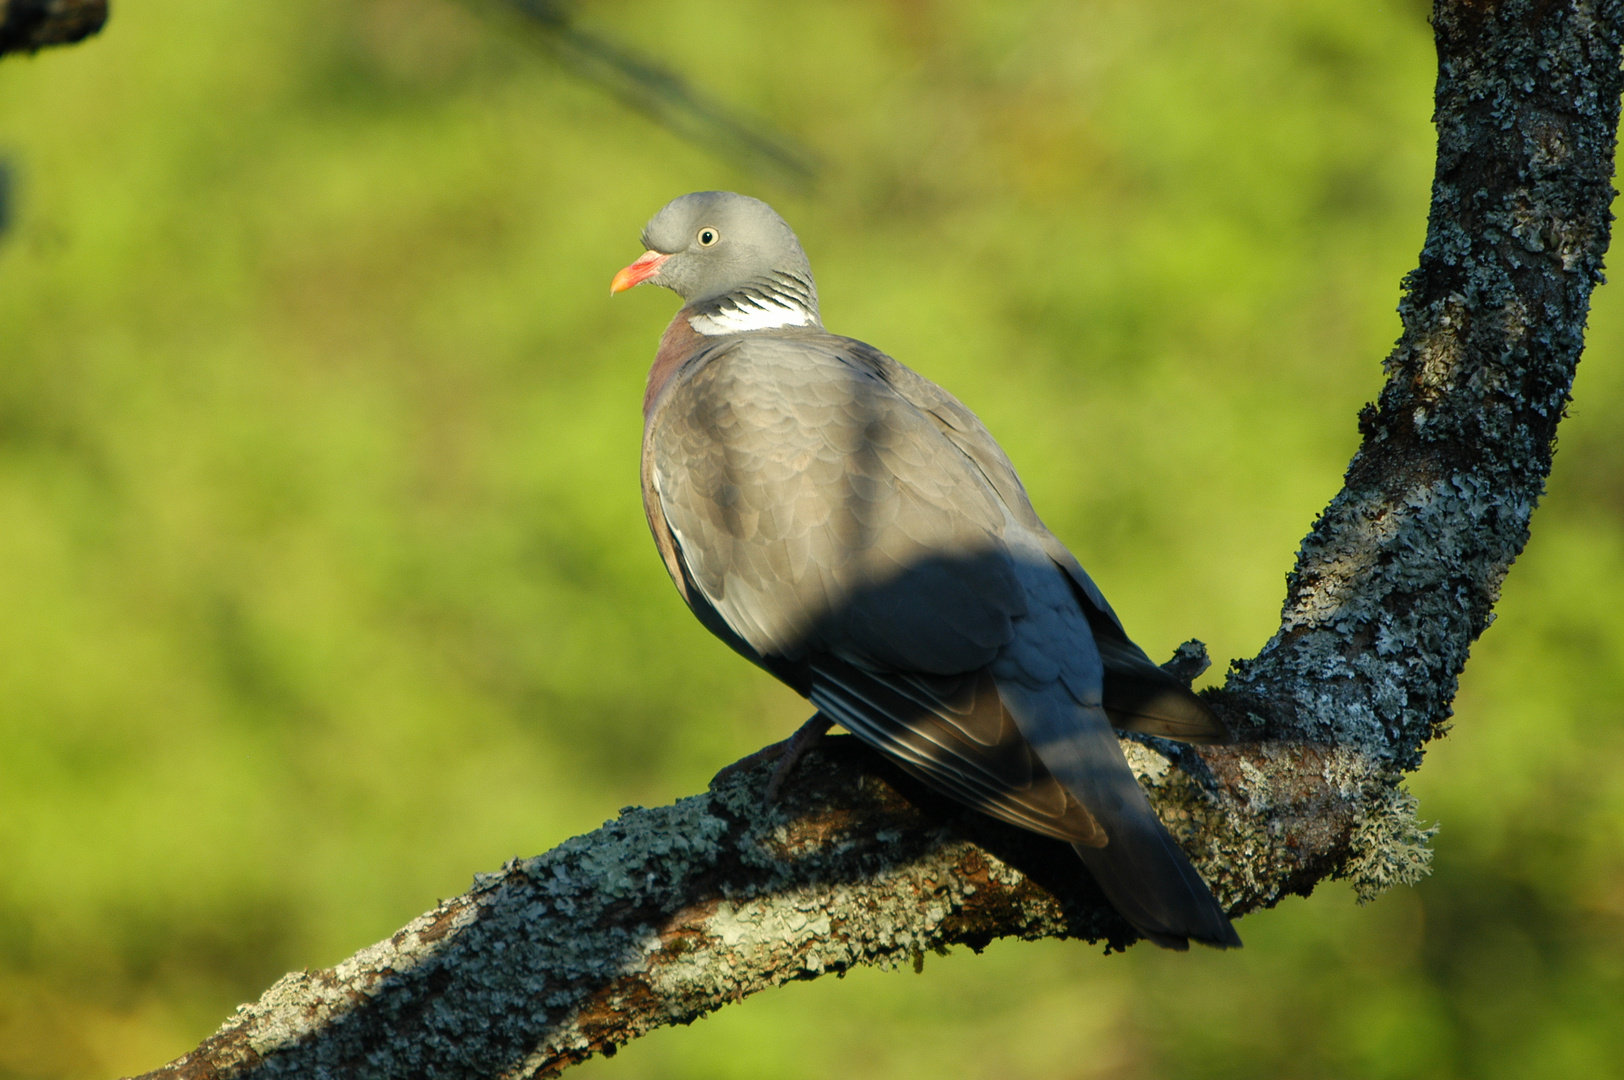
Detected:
[643,311,707,421]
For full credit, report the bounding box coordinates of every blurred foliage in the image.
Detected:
[0,0,1621,1077]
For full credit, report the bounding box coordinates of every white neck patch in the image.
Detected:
[688,295,816,335]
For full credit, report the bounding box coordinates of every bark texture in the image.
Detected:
[0,0,106,55]
[131,1,1623,1077]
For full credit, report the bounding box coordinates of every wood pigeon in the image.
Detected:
[612,191,1240,950]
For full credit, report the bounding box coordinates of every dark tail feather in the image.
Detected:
[996,682,1241,950]
[1071,820,1241,950]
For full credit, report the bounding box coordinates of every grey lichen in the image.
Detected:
[1340,785,1440,905]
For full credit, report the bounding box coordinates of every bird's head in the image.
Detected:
[611,191,820,331]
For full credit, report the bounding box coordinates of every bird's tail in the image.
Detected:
[1071,824,1240,950]
[1000,682,1241,950]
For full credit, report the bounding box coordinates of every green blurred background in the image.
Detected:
[2,0,1622,1076]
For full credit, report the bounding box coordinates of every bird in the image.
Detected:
[612,191,1240,950]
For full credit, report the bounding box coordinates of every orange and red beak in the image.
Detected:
[610,250,670,295]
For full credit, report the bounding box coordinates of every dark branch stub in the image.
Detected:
[0,0,107,56]
[130,2,1623,1078]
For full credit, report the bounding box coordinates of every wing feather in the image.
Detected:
[811,657,1104,846]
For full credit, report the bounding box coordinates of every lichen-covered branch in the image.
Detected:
[0,0,106,56]
[1225,0,1623,770]
[129,2,1622,1078]
[133,732,1386,1080]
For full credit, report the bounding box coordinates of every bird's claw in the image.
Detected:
[710,713,833,805]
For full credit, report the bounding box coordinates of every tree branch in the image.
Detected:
[0,0,106,57]
[130,1,1623,1077]
[487,0,819,187]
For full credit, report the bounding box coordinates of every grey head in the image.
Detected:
[611,191,821,334]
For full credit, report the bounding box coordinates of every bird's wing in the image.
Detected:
[649,332,1024,672]
[810,658,1105,845]
[860,342,1228,745]
[814,520,1236,947]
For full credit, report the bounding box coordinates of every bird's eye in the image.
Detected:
[697,227,720,247]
